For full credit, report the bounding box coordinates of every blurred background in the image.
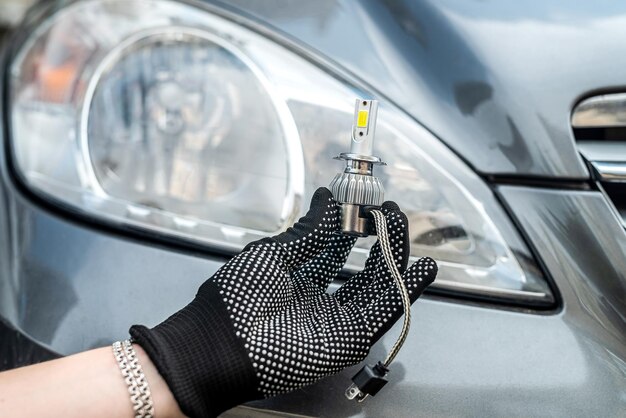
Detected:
[0,0,35,41]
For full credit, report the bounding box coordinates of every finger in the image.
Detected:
[243,187,340,272]
[362,257,437,344]
[334,207,410,306]
[333,241,383,305]
[380,200,400,212]
[293,233,357,291]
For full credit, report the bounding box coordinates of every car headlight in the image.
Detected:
[6,0,553,305]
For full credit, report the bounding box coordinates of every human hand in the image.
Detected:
[131,187,437,418]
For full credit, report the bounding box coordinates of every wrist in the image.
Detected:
[133,344,187,418]
[130,282,261,418]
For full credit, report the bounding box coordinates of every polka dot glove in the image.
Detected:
[130,187,437,418]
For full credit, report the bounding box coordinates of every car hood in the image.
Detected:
[224,0,626,179]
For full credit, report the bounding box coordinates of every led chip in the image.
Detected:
[357,110,369,128]
[352,99,378,152]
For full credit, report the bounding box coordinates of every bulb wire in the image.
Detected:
[370,209,411,367]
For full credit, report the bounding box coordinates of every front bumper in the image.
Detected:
[0,179,624,416]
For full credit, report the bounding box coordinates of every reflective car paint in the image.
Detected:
[498,186,626,356]
[0,183,624,416]
[221,0,626,179]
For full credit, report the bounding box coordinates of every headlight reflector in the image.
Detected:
[85,29,298,232]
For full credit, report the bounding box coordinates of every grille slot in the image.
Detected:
[573,93,626,225]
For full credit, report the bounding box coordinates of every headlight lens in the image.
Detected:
[86,30,300,233]
[8,0,553,304]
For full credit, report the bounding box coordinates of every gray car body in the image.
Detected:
[0,0,625,417]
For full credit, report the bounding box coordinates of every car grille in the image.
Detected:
[573,93,626,226]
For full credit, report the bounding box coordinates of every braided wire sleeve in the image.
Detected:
[369,209,412,367]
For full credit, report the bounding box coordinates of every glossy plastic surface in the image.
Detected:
[5,0,553,303]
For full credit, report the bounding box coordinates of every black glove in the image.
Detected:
[130,187,437,418]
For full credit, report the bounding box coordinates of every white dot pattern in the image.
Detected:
[209,189,437,397]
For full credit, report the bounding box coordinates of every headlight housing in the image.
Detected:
[6,0,553,305]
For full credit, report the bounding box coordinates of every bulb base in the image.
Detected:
[329,157,385,237]
[339,203,371,237]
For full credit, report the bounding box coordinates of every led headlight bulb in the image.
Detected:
[329,99,385,236]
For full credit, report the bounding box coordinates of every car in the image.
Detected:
[0,0,624,416]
